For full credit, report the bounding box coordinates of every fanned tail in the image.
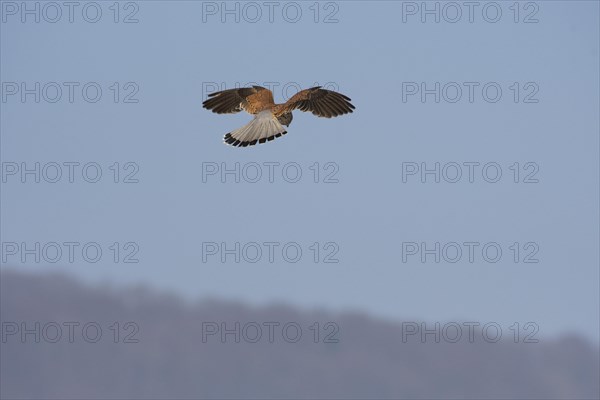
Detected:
[223,111,288,147]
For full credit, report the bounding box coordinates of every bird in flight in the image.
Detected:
[203,86,355,147]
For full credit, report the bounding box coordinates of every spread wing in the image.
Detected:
[203,86,274,115]
[280,87,355,118]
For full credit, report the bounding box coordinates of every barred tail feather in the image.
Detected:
[223,111,288,147]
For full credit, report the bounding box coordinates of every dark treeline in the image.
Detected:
[1,269,598,399]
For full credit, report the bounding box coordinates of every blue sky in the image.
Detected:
[1,1,599,342]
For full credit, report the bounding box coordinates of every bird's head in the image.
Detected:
[277,112,293,127]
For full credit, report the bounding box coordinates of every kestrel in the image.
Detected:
[203,86,355,147]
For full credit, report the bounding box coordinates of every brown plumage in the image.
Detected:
[203,86,355,147]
